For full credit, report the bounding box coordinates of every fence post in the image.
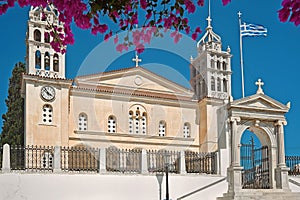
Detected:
[99,148,106,173]
[141,149,148,174]
[213,151,219,175]
[53,146,61,173]
[179,150,186,174]
[2,144,10,173]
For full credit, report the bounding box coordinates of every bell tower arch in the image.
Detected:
[26,5,65,79]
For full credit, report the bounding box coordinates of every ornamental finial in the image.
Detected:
[255,79,264,94]
[132,52,142,67]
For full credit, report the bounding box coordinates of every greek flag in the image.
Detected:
[240,22,267,37]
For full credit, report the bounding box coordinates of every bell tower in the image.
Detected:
[26,5,65,79]
[190,13,232,152]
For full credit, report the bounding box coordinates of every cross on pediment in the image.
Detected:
[132,53,142,67]
[255,78,264,94]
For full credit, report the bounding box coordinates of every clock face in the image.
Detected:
[41,86,55,101]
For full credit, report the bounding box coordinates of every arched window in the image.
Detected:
[211,76,215,91]
[78,113,87,131]
[129,111,133,134]
[223,79,228,92]
[183,122,191,138]
[44,32,50,43]
[217,61,221,70]
[41,151,53,169]
[108,115,116,133]
[35,50,41,69]
[42,104,53,124]
[217,78,221,91]
[135,110,140,134]
[129,105,147,134]
[223,61,227,71]
[158,121,166,136]
[141,113,147,134]
[53,54,59,72]
[34,29,41,42]
[210,60,215,69]
[44,52,50,70]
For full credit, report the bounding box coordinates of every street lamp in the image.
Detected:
[164,152,171,200]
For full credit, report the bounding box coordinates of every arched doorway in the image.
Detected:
[240,130,270,189]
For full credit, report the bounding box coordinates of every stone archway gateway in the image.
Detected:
[218,79,300,199]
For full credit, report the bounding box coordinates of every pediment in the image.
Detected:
[74,67,193,97]
[231,93,289,112]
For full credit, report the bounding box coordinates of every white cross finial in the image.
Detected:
[132,53,142,67]
[238,11,242,18]
[255,79,264,94]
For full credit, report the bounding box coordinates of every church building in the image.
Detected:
[14,5,300,199]
[21,6,232,153]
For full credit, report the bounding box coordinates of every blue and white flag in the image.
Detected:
[240,22,267,37]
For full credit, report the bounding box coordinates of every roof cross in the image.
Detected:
[132,53,142,67]
[255,79,264,94]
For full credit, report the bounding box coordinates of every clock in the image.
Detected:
[41,86,55,101]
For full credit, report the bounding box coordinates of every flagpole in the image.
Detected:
[238,11,245,98]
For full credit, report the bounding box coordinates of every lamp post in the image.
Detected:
[164,152,171,200]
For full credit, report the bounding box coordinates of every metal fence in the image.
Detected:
[10,145,54,171]
[106,147,142,173]
[147,150,180,173]
[61,146,99,172]
[185,151,217,174]
[286,156,300,175]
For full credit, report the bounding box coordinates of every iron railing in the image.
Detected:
[10,145,54,171]
[241,144,270,189]
[185,151,217,174]
[286,156,300,175]
[106,147,142,173]
[61,146,99,172]
[147,150,180,173]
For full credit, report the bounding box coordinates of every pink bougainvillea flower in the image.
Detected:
[140,0,147,9]
[195,27,202,33]
[104,31,112,41]
[184,0,196,13]
[222,0,231,6]
[135,43,145,54]
[192,32,198,40]
[0,4,8,15]
[197,0,204,6]
[278,7,291,22]
[114,35,119,44]
[116,43,128,52]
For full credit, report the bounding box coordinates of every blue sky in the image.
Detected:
[0,0,299,154]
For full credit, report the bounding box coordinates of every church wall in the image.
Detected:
[24,79,70,147]
[68,91,199,151]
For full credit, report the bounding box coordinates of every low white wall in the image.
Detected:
[1,173,300,200]
[0,173,227,200]
[289,176,300,192]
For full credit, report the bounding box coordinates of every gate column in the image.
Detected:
[227,117,243,194]
[275,120,290,191]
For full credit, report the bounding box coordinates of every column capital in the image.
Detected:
[230,117,241,123]
[274,120,287,127]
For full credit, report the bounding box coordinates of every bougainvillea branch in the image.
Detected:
[2,0,298,54]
